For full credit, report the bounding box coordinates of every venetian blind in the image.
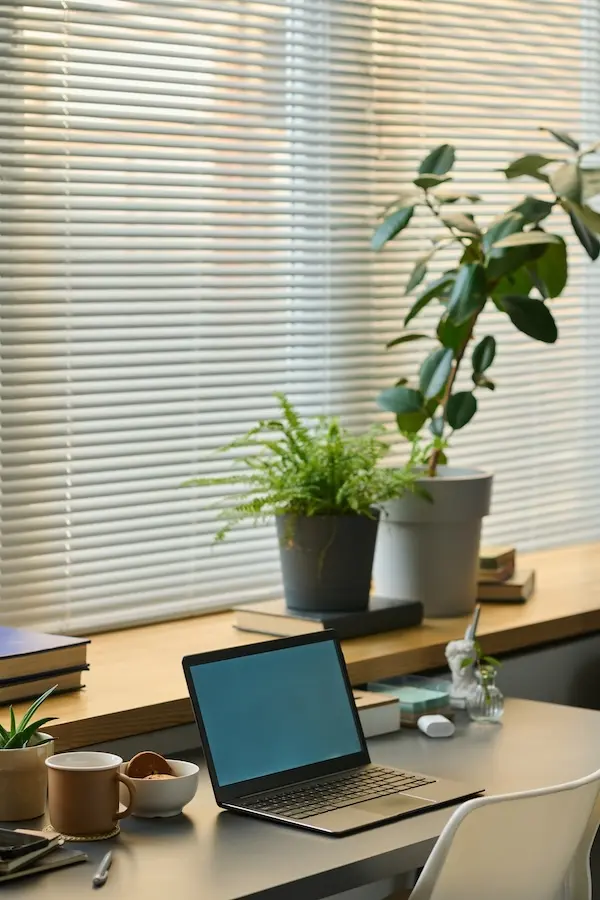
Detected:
[0,0,598,633]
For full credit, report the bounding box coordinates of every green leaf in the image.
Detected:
[17,684,58,733]
[485,214,535,282]
[512,196,555,224]
[581,168,600,202]
[483,212,524,253]
[540,126,580,151]
[419,348,454,400]
[429,416,444,437]
[437,316,472,352]
[491,230,562,251]
[418,144,456,176]
[372,206,414,251]
[441,212,481,236]
[549,162,581,202]
[565,204,600,260]
[500,295,558,343]
[490,264,533,300]
[377,385,423,415]
[503,155,556,180]
[405,273,455,325]
[380,190,421,218]
[414,174,452,189]
[431,189,481,204]
[3,719,56,750]
[395,411,427,435]
[9,706,15,735]
[386,333,428,349]
[460,657,474,669]
[473,374,495,391]
[405,259,428,294]
[472,335,496,374]
[568,201,600,234]
[483,655,502,667]
[447,263,487,325]
[537,237,567,298]
[446,392,477,429]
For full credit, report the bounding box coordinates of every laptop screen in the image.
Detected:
[187,638,362,787]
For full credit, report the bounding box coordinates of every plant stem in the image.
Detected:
[427,313,479,477]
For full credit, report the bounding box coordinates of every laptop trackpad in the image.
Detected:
[356,794,434,818]
[306,793,434,833]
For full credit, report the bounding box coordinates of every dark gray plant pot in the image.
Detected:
[276,512,379,613]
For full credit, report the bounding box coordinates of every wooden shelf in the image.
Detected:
[8,542,600,751]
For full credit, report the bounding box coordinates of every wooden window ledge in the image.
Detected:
[9,543,600,751]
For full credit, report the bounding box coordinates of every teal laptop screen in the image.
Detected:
[189,640,362,786]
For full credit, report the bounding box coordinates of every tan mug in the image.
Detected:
[46,751,136,837]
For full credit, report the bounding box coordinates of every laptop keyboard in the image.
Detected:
[242,765,436,820]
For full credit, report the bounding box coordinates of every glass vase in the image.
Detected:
[466,667,504,723]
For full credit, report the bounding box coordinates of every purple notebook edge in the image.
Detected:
[0,626,90,660]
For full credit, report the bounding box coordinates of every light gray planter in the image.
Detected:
[374,467,493,618]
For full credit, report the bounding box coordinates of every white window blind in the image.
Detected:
[1,0,599,634]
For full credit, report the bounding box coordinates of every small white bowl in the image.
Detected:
[120,759,200,818]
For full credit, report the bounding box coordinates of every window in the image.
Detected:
[1,0,599,633]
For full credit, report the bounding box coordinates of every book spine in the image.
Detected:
[357,702,401,738]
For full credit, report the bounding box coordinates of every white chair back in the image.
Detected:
[409,768,600,900]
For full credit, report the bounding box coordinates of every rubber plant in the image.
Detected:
[372,127,600,476]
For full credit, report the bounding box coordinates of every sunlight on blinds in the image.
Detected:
[0,0,598,632]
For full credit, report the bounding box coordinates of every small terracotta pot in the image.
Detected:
[0,733,54,821]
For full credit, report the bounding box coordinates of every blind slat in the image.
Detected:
[1,0,599,633]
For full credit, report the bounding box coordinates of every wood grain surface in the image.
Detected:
[7,542,599,750]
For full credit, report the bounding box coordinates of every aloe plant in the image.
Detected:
[372,127,600,476]
[0,685,57,750]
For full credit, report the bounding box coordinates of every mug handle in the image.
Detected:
[115,773,136,820]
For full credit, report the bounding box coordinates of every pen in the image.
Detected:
[92,850,113,889]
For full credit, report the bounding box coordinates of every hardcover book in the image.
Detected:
[477,569,535,603]
[0,627,89,682]
[352,689,401,738]
[233,596,423,640]
[478,546,516,583]
[0,665,89,705]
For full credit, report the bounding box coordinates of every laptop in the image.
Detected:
[182,630,483,836]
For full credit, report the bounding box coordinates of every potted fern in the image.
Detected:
[0,686,57,820]
[186,393,421,612]
[371,128,600,617]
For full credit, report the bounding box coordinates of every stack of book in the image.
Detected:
[0,626,90,705]
[0,831,87,884]
[477,546,535,603]
[352,689,401,738]
[367,679,452,728]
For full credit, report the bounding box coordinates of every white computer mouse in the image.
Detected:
[417,714,455,738]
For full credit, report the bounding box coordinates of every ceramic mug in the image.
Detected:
[46,751,136,837]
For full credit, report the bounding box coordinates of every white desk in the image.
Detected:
[3,699,600,899]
